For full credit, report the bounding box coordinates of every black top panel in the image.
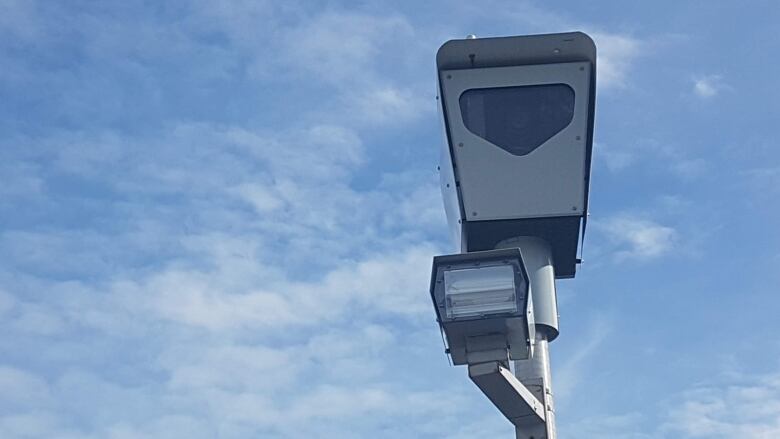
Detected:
[437,32,596,71]
[464,216,582,279]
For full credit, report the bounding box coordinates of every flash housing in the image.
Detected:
[430,248,535,365]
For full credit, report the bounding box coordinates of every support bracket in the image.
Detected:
[468,361,546,428]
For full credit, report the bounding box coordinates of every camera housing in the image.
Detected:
[437,32,597,278]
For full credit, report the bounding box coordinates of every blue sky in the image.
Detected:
[1,1,779,438]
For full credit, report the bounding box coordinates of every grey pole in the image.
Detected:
[496,237,558,439]
[514,334,556,439]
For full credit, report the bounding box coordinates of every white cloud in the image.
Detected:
[0,162,44,198]
[9,303,64,335]
[665,374,780,438]
[563,412,654,439]
[135,243,437,331]
[105,415,213,439]
[277,12,414,84]
[560,368,780,439]
[590,32,642,90]
[266,10,434,127]
[230,183,285,213]
[599,215,676,261]
[0,3,691,438]
[0,289,13,316]
[555,316,610,401]
[0,366,52,409]
[4,120,442,269]
[458,3,643,91]
[303,325,396,382]
[142,274,302,330]
[0,412,78,439]
[397,183,448,231]
[693,75,725,99]
[0,288,66,336]
[743,166,780,195]
[595,137,709,179]
[559,364,780,439]
[0,117,444,334]
[161,344,300,392]
[671,157,708,178]
[344,85,431,125]
[596,142,637,171]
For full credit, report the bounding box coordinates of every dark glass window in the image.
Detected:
[459,84,575,156]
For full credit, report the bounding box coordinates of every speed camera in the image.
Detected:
[437,32,597,278]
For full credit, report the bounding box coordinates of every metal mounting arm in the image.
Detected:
[468,361,546,428]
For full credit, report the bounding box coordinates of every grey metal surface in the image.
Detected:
[502,238,558,438]
[468,361,546,427]
[436,32,597,224]
[436,32,597,71]
[496,236,559,339]
[437,102,465,252]
[443,317,531,365]
[435,31,598,277]
[429,249,535,365]
[465,216,581,279]
[465,334,511,364]
[514,335,556,439]
[441,61,591,221]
